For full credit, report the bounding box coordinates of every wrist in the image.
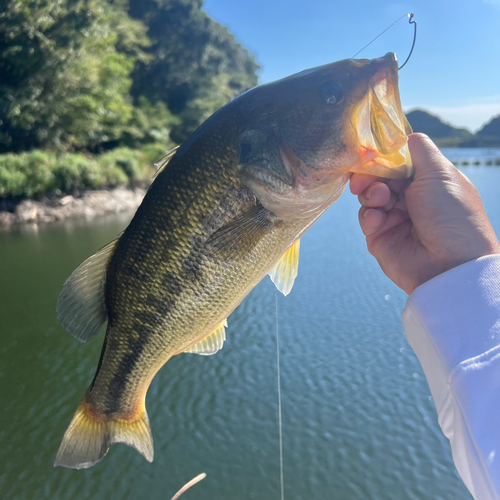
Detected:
[415,234,500,293]
[413,251,500,294]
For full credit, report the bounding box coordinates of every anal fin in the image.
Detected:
[185,320,227,356]
[269,239,300,296]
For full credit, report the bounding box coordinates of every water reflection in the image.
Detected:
[1,208,137,239]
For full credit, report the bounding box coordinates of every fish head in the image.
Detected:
[235,52,413,219]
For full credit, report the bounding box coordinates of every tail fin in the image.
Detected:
[54,396,154,469]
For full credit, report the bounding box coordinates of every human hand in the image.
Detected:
[350,133,500,295]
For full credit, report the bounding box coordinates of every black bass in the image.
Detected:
[55,53,412,469]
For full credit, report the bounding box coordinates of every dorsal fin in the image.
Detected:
[269,239,300,296]
[153,146,179,179]
[56,239,118,343]
[184,320,227,355]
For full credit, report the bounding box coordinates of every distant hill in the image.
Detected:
[461,115,500,147]
[405,109,473,147]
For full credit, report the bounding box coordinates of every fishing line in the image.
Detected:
[352,13,417,70]
[275,289,285,500]
[270,16,418,499]
[352,13,407,58]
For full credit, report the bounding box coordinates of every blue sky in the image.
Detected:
[204,0,500,132]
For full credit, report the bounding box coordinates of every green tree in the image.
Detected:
[0,0,149,152]
[0,0,259,154]
[128,0,259,143]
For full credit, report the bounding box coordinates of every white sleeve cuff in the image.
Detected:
[403,254,500,410]
[402,254,500,500]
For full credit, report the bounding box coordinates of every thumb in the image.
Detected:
[408,133,454,180]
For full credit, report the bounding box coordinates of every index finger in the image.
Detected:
[350,173,379,195]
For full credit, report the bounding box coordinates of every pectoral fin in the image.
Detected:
[56,239,118,343]
[185,320,228,356]
[206,205,274,259]
[269,239,300,296]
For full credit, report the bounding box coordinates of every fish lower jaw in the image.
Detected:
[348,149,412,179]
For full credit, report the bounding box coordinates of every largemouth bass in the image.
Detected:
[55,53,412,469]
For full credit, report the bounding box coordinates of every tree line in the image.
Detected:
[0,0,258,154]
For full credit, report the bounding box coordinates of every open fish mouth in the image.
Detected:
[349,53,413,179]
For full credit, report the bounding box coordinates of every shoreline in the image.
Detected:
[1,151,498,231]
[0,186,146,230]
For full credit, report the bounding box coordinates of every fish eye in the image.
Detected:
[319,81,343,105]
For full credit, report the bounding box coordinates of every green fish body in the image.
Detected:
[55,53,412,469]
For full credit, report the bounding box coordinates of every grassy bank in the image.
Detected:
[0,144,168,200]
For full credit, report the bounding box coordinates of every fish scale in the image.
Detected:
[94,132,297,417]
[54,53,412,469]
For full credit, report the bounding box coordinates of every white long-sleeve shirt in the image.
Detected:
[402,254,500,500]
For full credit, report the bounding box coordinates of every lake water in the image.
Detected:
[1,150,499,500]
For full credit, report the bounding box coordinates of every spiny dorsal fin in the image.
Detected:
[56,239,118,343]
[185,320,227,355]
[153,146,179,179]
[269,239,300,296]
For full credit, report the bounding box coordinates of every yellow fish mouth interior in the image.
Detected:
[349,56,413,179]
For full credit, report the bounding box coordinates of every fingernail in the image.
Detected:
[368,185,383,201]
[366,185,378,200]
[363,208,372,219]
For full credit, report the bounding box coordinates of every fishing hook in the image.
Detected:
[352,12,417,70]
[398,13,417,70]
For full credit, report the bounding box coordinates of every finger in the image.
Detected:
[358,182,391,208]
[350,173,379,195]
[408,133,454,178]
[387,178,410,194]
[393,195,407,213]
[395,187,407,212]
[359,207,387,236]
[365,208,410,244]
[383,190,398,212]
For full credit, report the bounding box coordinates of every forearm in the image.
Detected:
[402,255,500,500]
